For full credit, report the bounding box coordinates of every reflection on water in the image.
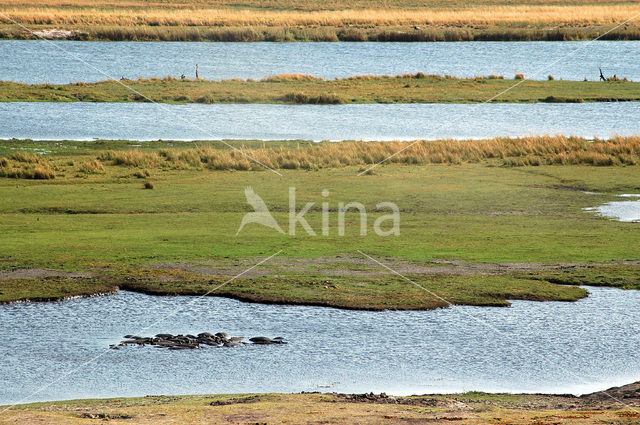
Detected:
[0,287,639,404]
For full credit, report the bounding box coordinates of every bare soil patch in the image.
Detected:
[146,256,636,278]
[0,268,92,280]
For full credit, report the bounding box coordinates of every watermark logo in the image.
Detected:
[236,187,285,235]
[237,187,400,236]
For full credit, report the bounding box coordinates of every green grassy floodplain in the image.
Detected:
[0,138,639,309]
[2,74,639,104]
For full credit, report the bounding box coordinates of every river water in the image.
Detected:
[1,102,638,141]
[2,40,639,84]
[0,287,639,404]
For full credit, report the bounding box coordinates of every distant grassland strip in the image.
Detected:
[4,5,640,26]
[1,0,632,11]
[1,74,639,104]
[2,0,640,41]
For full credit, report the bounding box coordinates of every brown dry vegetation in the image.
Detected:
[76,159,105,174]
[2,0,640,41]
[1,0,631,10]
[95,136,640,172]
[0,152,55,179]
[3,5,640,27]
[3,137,639,180]
[261,74,322,82]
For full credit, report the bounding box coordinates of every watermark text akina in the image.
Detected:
[237,187,400,236]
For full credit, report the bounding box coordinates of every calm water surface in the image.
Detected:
[1,102,638,141]
[2,40,639,84]
[0,287,639,404]
[585,194,640,222]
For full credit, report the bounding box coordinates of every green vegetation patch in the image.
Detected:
[1,74,639,104]
[0,277,116,303]
[115,271,587,310]
[528,265,640,290]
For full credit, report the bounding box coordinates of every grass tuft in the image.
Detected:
[77,159,105,174]
[99,150,159,167]
[0,163,55,179]
[261,74,322,82]
[11,151,40,163]
[282,92,344,104]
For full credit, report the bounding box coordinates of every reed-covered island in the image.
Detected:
[1,73,639,104]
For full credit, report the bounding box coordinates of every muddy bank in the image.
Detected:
[1,258,638,309]
[328,381,640,409]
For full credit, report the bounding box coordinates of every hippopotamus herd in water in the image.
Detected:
[109,332,287,350]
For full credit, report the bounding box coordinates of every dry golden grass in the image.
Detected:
[95,136,640,171]
[0,159,55,179]
[3,137,638,180]
[0,0,628,10]
[99,150,160,167]
[261,74,323,82]
[3,4,640,27]
[3,0,639,41]
[77,159,105,174]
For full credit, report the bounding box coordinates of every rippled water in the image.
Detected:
[585,194,640,222]
[0,287,639,404]
[1,40,639,84]
[1,102,638,141]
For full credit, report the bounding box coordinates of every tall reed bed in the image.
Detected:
[96,136,640,171]
[4,5,640,27]
[2,136,639,180]
[5,25,640,42]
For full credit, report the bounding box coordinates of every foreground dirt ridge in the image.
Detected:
[2,383,640,425]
